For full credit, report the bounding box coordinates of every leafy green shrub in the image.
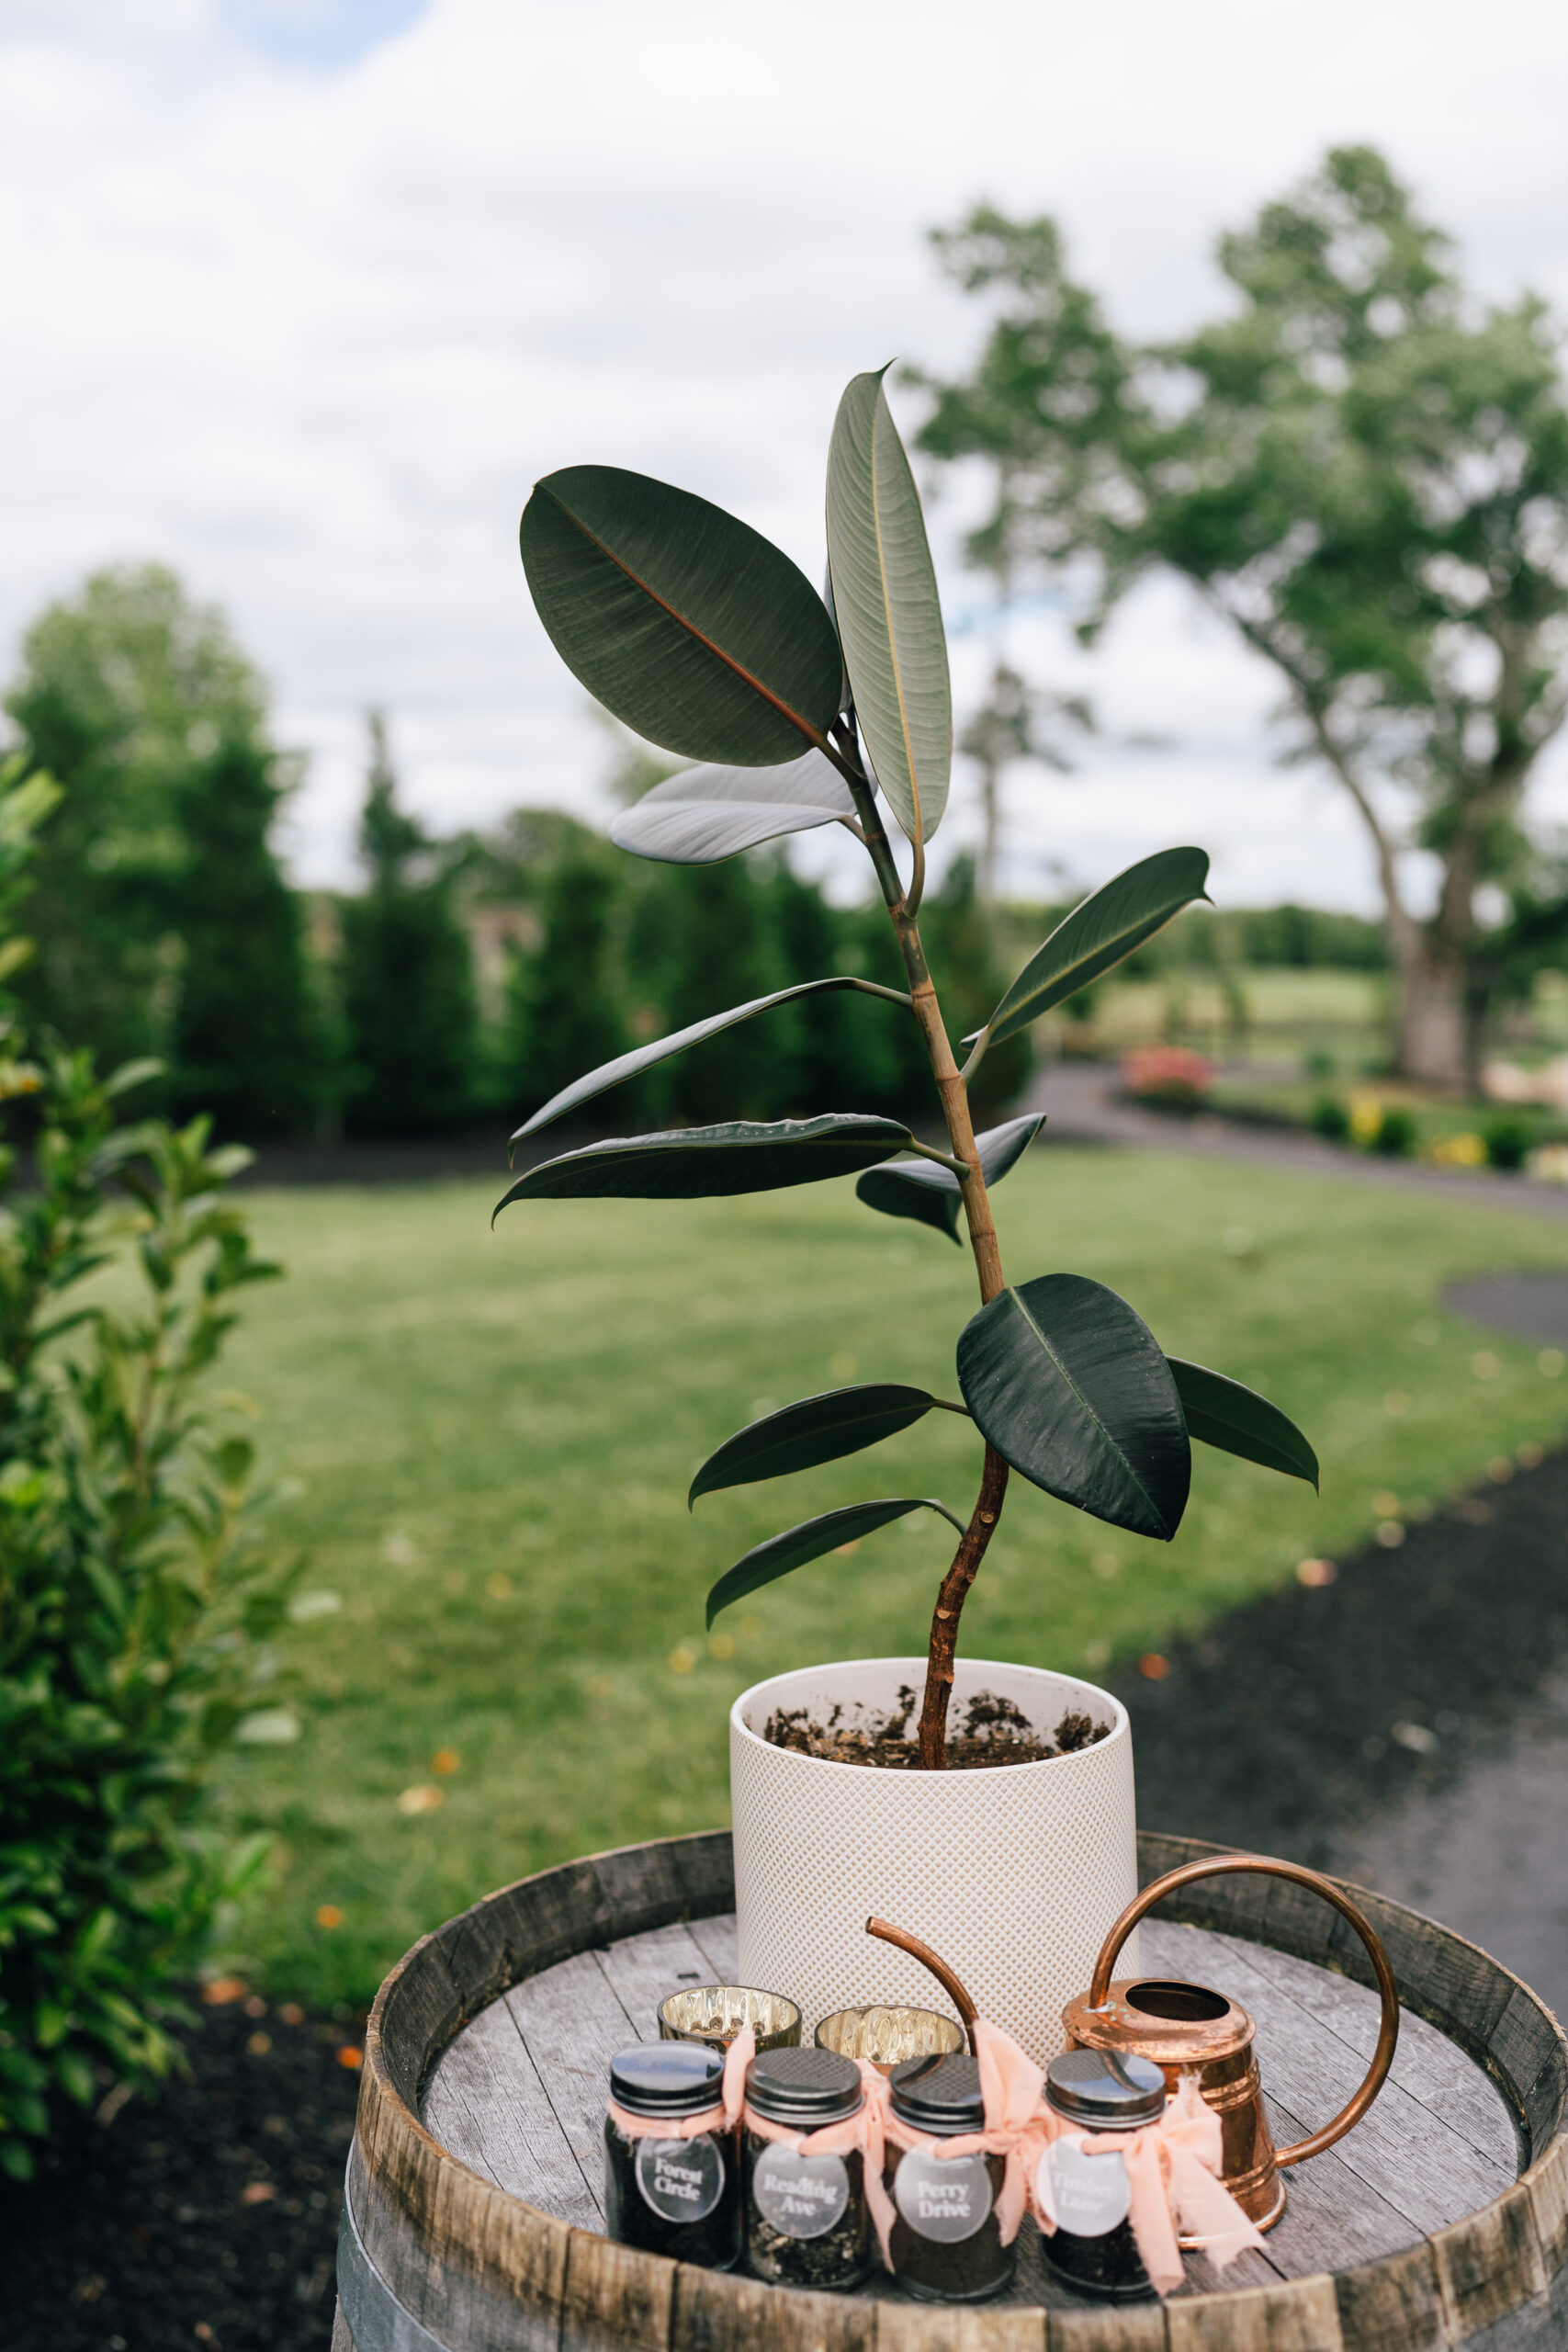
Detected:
[1372,1108,1417,1157]
[1310,1096,1350,1142]
[1483,1114,1534,1172]
[0,765,295,2179]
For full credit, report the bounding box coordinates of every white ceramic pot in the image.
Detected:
[729,1656,1138,2067]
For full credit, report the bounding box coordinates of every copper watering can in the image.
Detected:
[1062,1855,1401,2231]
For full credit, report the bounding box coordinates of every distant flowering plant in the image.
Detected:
[1121,1046,1214,1107]
[1529,1144,1568,1185]
[1428,1131,1486,1169]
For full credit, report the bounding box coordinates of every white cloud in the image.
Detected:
[3,0,1567,902]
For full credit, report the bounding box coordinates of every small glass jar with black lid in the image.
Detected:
[1039,2049,1167,2300]
[604,2043,740,2271]
[742,2046,869,2290]
[883,2052,1013,2302]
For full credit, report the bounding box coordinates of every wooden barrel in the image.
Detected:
[334,1829,1568,2351]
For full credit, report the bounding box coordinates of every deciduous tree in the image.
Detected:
[5,565,314,1124]
[919,151,1568,1088]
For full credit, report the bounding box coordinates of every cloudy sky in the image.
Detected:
[4,0,1567,908]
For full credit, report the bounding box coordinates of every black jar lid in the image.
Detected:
[609,2042,726,2118]
[745,2046,863,2126]
[1045,2049,1167,2129]
[888,2051,985,2134]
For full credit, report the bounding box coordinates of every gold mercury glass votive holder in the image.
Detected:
[814,2005,966,2074]
[658,1985,802,2052]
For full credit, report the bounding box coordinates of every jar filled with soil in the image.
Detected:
[1038,2049,1166,2300]
[604,2043,740,2271]
[742,2046,869,2290]
[883,2052,1012,2302]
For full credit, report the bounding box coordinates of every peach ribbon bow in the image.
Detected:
[605,2025,755,2142]
[864,2018,1053,2268]
[1033,2073,1267,2296]
[739,2030,897,2256]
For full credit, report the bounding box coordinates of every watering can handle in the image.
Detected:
[1088,1854,1402,2168]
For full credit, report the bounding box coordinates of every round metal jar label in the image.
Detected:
[751,2145,851,2238]
[635,2134,725,2224]
[893,2148,993,2243]
[1041,2141,1132,2237]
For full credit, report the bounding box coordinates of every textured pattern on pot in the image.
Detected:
[730,1656,1138,2064]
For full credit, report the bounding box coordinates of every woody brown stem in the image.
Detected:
[821,747,1011,1769]
[917,1443,1009,1769]
[898,958,1004,1303]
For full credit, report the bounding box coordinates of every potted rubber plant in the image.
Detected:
[500,369,1317,2059]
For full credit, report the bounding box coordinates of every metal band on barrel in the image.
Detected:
[336,2158,447,2352]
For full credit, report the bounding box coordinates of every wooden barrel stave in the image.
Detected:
[335,1830,1568,2351]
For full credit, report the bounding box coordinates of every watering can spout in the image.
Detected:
[865,1915,979,2054]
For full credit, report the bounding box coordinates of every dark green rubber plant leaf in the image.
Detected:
[826,370,952,845]
[521,466,843,767]
[513,976,910,1143]
[1167,1358,1319,1489]
[964,848,1212,1050]
[611,750,856,865]
[495,1114,913,1214]
[705,1497,965,1627]
[690,1384,956,1507]
[854,1113,1046,1243]
[956,1272,1190,1540]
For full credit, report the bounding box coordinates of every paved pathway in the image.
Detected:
[1334,1668,1568,2018]
[1326,1290,1568,2018]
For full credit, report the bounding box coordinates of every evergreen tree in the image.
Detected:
[339,715,477,1136]
[642,861,785,1124]
[508,852,627,1123]
[765,863,917,1119]
[171,738,316,1136]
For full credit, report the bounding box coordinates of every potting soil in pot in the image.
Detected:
[762,1686,1110,1770]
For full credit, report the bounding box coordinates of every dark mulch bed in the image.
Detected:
[231,1127,513,1189]
[3,1985,364,2352]
[1117,1444,1568,1863]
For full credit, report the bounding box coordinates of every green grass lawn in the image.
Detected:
[1089,967,1389,1057]
[217,1148,1568,2008]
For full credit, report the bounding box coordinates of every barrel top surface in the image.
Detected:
[345,1830,1568,2346]
[418,1905,1517,2306]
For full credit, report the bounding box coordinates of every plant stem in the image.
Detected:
[821,739,1010,1767]
[919,1442,1009,1766]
